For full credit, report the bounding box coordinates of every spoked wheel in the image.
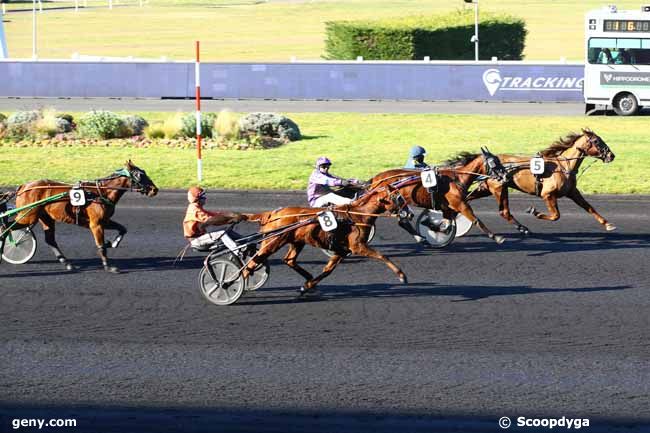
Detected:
[245,260,270,291]
[416,210,457,248]
[320,224,375,258]
[1,227,38,265]
[454,214,474,238]
[198,258,246,306]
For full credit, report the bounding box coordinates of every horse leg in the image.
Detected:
[39,214,75,271]
[349,243,408,284]
[89,221,119,273]
[300,254,344,294]
[492,184,530,235]
[103,219,127,248]
[241,238,284,280]
[454,201,505,244]
[527,194,560,221]
[566,188,615,231]
[283,242,314,281]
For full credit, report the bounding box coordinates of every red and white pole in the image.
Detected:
[195,40,203,182]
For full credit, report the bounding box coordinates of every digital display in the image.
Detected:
[603,20,650,32]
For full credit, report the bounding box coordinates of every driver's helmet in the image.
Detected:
[315,156,332,168]
[187,186,206,204]
[409,145,427,158]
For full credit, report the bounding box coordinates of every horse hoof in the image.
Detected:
[399,274,408,284]
[104,266,120,274]
[525,206,536,215]
[605,223,617,232]
[65,263,77,271]
[518,226,531,235]
[298,287,320,297]
[494,235,506,244]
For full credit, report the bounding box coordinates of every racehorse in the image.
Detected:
[7,160,158,273]
[369,148,509,244]
[238,185,410,296]
[467,129,616,234]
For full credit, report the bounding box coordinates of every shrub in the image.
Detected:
[0,113,6,124]
[324,10,527,61]
[36,110,70,137]
[78,110,128,139]
[6,110,41,139]
[180,112,217,138]
[238,112,301,141]
[56,113,76,130]
[123,115,149,136]
[162,113,184,139]
[145,123,165,139]
[214,109,240,139]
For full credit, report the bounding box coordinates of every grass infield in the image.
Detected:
[0,112,647,194]
[2,0,644,61]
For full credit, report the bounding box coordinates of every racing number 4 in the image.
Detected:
[317,211,338,232]
[421,170,437,188]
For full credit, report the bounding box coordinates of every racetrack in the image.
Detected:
[2,98,650,116]
[1,191,649,433]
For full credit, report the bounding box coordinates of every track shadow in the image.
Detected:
[235,281,632,305]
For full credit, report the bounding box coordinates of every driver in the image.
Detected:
[404,145,429,169]
[183,186,244,248]
[308,157,361,207]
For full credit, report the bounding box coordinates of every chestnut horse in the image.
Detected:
[467,129,616,234]
[369,149,508,244]
[8,161,158,272]
[239,186,409,296]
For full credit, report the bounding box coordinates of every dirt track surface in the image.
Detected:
[1,191,649,433]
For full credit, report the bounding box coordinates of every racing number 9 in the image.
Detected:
[69,189,86,206]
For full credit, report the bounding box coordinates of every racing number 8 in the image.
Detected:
[322,214,333,227]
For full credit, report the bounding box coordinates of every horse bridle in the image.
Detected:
[113,167,150,193]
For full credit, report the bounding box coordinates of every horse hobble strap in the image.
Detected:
[535,174,543,197]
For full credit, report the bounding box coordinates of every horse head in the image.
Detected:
[580,129,615,163]
[480,146,508,182]
[123,160,159,196]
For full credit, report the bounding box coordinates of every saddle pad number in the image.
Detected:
[221,233,238,251]
[318,211,338,232]
[69,189,86,206]
[530,157,545,175]
[421,170,437,188]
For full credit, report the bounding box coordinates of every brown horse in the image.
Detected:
[8,160,158,272]
[468,129,616,234]
[239,185,409,296]
[369,149,508,243]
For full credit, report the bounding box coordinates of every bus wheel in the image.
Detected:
[613,93,639,116]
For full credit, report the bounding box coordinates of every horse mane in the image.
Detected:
[443,152,479,167]
[540,131,589,156]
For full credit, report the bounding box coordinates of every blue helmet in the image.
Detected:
[409,145,426,158]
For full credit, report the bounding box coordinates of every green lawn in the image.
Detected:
[1,113,647,194]
[2,0,644,61]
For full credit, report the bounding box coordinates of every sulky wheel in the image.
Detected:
[416,209,457,248]
[245,260,270,291]
[198,257,246,306]
[454,214,474,238]
[1,227,38,265]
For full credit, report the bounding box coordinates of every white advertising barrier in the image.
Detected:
[0,60,584,101]
[0,14,7,59]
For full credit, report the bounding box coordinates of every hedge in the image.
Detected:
[324,10,527,61]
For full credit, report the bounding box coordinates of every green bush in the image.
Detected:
[238,112,301,141]
[0,113,7,124]
[123,115,149,136]
[324,10,527,61]
[6,110,41,140]
[78,110,128,139]
[180,112,216,138]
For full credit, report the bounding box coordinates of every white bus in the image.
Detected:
[584,4,650,115]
